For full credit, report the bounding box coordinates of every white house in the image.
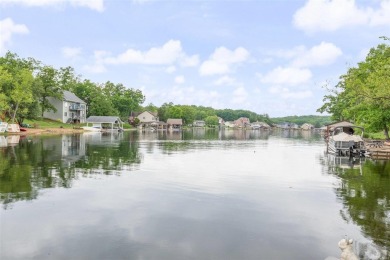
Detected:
[137,111,159,123]
[43,90,87,123]
[301,123,314,130]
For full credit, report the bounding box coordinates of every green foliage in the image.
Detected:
[271,115,332,127]
[0,52,145,122]
[205,115,219,126]
[318,38,390,139]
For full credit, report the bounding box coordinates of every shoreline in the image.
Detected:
[0,128,85,136]
[0,127,138,136]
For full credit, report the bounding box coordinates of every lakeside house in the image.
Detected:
[251,121,271,129]
[301,123,314,130]
[224,121,235,128]
[43,90,87,124]
[234,117,250,128]
[129,111,160,130]
[167,118,183,131]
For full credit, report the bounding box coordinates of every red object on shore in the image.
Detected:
[19,128,27,132]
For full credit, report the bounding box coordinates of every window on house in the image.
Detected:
[64,112,67,116]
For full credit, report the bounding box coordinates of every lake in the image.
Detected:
[0,129,389,259]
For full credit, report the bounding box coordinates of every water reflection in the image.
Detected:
[2,130,389,259]
[0,132,142,208]
[321,154,390,259]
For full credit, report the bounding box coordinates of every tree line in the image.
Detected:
[271,115,332,128]
[317,37,390,139]
[0,52,145,124]
[0,51,274,126]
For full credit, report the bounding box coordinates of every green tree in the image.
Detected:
[35,65,63,117]
[0,52,37,122]
[205,115,219,126]
[318,39,390,139]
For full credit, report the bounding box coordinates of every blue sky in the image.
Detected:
[1,0,389,117]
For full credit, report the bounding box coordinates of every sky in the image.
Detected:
[0,0,389,117]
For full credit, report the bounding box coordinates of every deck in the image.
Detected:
[365,141,390,159]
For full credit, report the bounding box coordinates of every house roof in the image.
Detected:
[167,118,183,125]
[130,111,158,117]
[87,116,123,123]
[63,90,86,104]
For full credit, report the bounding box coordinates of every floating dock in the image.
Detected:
[366,141,390,159]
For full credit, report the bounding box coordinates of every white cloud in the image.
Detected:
[213,76,236,86]
[103,40,196,66]
[150,86,221,108]
[291,42,342,67]
[0,18,29,54]
[199,46,250,76]
[180,54,200,67]
[0,0,104,12]
[165,66,176,74]
[83,50,109,73]
[62,47,82,59]
[259,66,312,86]
[174,75,185,84]
[231,86,248,104]
[268,86,312,99]
[293,0,390,33]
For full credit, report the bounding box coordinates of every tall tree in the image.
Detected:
[36,65,63,117]
[318,39,390,139]
[0,52,36,123]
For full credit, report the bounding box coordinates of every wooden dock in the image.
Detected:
[366,141,390,159]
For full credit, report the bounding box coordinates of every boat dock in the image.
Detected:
[365,141,390,159]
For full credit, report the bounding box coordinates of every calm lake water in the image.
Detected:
[1,129,389,260]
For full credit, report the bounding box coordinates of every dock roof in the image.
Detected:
[87,116,123,123]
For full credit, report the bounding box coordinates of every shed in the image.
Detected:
[86,116,124,131]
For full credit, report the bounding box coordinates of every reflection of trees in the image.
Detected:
[0,133,142,208]
[74,141,142,173]
[325,157,390,258]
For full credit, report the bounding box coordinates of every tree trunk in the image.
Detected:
[11,103,19,123]
[384,124,390,140]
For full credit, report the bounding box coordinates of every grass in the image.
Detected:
[23,118,135,130]
[23,118,84,129]
[364,131,388,140]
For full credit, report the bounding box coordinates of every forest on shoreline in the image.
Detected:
[0,51,330,128]
[2,36,388,137]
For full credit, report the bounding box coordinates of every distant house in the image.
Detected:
[44,90,87,123]
[129,111,158,125]
[218,117,225,126]
[224,121,235,128]
[301,123,314,130]
[234,117,250,128]
[193,120,205,127]
[167,118,183,130]
[251,121,270,129]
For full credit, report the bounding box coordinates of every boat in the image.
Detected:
[327,125,366,157]
[81,126,102,132]
[6,124,20,133]
[0,122,7,133]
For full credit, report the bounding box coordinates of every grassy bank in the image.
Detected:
[23,119,81,129]
[22,119,134,130]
